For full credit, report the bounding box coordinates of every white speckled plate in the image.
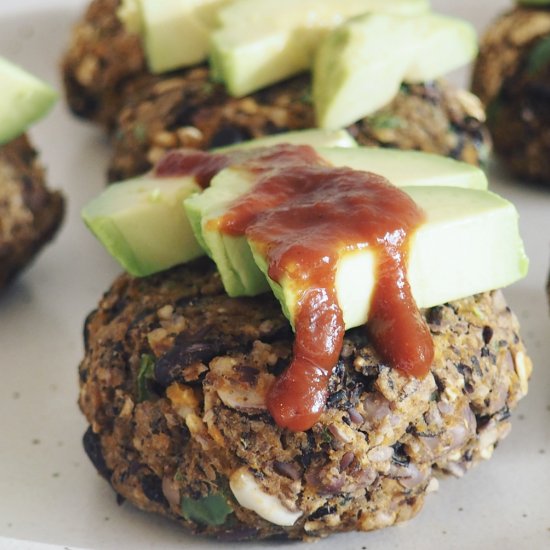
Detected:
[0,1,549,549]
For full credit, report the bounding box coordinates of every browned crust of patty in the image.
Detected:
[472,6,550,105]
[0,135,64,290]
[472,6,550,183]
[61,0,152,130]
[79,259,531,540]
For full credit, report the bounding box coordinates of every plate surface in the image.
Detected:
[0,1,549,549]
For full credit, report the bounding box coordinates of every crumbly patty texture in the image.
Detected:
[0,135,64,290]
[108,74,489,182]
[472,6,550,183]
[62,0,490,182]
[79,259,531,541]
[61,0,151,130]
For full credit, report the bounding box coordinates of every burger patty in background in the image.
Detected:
[107,74,489,183]
[472,5,550,184]
[0,135,64,290]
[62,0,491,182]
[80,258,531,541]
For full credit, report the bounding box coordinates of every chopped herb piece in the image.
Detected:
[181,493,233,526]
[300,90,313,105]
[202,81,215,95]
[320,426,333,444]
[527,36,550,75]
[137,354,156,402]
[133,122,147,143]
[367,112,404,130]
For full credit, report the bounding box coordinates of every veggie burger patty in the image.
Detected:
[62,0,490,182]
[80,258,530,541]
[472,5,550,183]
[0,135,64,290]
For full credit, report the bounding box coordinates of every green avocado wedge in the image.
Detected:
[210,0,430,97]
[0,56,57,145]
[119,0,229,73]
[313,13,477,129]
[318,148,488,189]
[249,186,528,330]
[184,147,490,297]
[82,175,204,277]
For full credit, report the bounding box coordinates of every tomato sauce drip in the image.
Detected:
[213,144,434,431]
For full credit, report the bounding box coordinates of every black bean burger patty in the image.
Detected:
[79,258,531,541]
[108,73,490,182]
[0,135,64,290]
[472,6,550,184]
[62,0,491,182]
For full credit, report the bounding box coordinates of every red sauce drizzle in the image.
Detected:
[155,145,434,431]
[154,146,311,189]
[155,149,231,188]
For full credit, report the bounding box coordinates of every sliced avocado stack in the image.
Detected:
[248,187,527,330]
[83,129,489,280]
[83,132,527,336]
[0,56,58,145]
[210,0,430,96]
[187,159,526,331]
[184,146,490,297]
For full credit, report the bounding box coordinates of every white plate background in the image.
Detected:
[0,1,549,549]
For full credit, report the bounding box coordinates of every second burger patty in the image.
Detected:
[62,0,491,182]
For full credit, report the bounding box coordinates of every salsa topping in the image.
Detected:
[156,144,434,431]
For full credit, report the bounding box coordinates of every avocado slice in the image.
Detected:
[0,56,57,145]
[249,186,528,330]
[403,15,478,83]
[210,0,430,97]
[313,13,477,129]
[318,148,488,189]
[213,128,357,153]
[184,167,256,295]
[184,147,490,296]
[83,129,355,277]
[127,0,229,74]
[82,175,204,277]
